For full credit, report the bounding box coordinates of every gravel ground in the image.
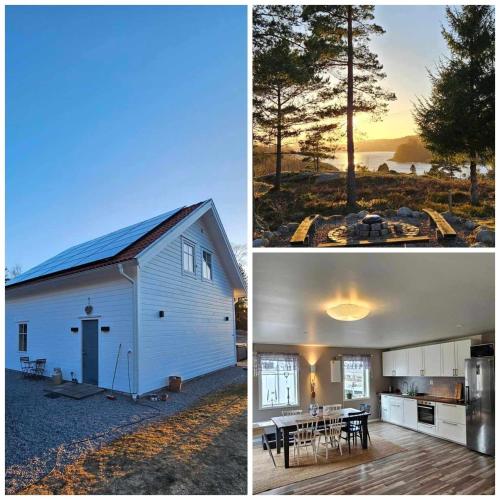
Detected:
[5,366,246,494]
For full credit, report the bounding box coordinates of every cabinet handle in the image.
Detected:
[442,420,458,426]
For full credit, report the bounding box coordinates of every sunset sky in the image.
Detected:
[356,5,449,140]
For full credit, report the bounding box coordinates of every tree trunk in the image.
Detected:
[470,160,479,205]
[274,87,282,191]
[346,5,356,209]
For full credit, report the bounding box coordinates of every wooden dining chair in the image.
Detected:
[341,411,364,452]
[293,418,318,465]
[253,425,276,467]
[317,411,343,459]
[359,403,372,443]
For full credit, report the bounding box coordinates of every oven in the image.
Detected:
[417,400,435,425]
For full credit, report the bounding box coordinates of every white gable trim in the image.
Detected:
[136,200,246,295]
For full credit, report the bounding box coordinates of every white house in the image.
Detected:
[6,200,246,396]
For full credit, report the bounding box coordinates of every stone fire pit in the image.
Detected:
[328,213,420,243]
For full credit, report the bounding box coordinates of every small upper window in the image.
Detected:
[18,323,28,352]
[182,240,195,274]
[202,250,213,281]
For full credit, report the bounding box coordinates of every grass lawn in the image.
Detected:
[20,383,247,495]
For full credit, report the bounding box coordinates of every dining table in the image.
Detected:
[271,408,371,468]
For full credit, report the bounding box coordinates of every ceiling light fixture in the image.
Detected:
[326,303,370,321]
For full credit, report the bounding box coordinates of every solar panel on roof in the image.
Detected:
[7,207,183,286]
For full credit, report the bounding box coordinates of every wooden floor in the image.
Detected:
[261,422,495,495]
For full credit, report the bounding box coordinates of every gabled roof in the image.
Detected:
[6,202,203,288]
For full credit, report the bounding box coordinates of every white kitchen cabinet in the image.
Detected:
[383,349,408,376]
[454,339,471,377]
[436,403,466,444]
[402,398,418,429]
[381,395,390,422]
[382,351,395,376]
[423,344,441,376]
[381,396,466,447]
[388,397,403,425]
[417,421,437,436]
[441,339,471,377]
[408,346,424,376]
[437,402,466,425]
[394,349,409,376]
[441,342,456,376]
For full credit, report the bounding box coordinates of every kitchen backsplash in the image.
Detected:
[388,376,465,399]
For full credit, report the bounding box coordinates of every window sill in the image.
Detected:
[259,404,300,411]
[343,397,370,403]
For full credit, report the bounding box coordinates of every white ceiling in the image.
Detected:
[253,253,494,349]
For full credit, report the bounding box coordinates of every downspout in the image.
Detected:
[118,263,139,398]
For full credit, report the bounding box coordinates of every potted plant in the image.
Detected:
[346,390,353,400]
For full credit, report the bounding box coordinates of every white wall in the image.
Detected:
[6,272,134,393]
[138,217,236,394]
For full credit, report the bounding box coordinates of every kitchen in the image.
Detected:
[252,252,495,495]
[380,340,494,455]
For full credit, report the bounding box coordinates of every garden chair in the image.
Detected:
[20,356,31,378]
[33,359,46,379]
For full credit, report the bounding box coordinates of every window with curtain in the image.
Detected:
[343,355,371,400]
[256,353,299,409]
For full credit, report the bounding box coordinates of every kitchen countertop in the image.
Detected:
[378,392,465,406]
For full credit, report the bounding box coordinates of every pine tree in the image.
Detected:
[299,123,338,172]
[302,5,395,209]
[414,5,494,205]
[253,6,339,191]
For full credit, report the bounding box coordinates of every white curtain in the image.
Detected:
[253,352,299,376]
[343,354,372,371]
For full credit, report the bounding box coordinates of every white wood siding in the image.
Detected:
[6,276,134,393]
[138,218,236,394]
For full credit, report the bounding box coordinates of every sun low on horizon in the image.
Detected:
[354,5,449,141]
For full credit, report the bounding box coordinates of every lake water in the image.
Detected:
[323,151,488,177]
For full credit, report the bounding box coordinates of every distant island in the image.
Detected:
[342,135,433,163]
[389,136,432,162]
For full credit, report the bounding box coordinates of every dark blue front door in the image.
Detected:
[82,320,98,385]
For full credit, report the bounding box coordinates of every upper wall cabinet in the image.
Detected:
[442,339,471,377]
[383,350,408,376]
[408,347,424,376]
[394,349,409,376]
[454,339,471,377]
[382,350,396,376]
[383,338,471,378]
[422,344,442,376]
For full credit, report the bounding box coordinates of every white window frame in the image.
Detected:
[181,238,196,277]
[201,248,214,282]
[18,322,28,352]
[258,354,300,410]
[342,359,370,402]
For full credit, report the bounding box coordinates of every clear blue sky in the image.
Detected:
[6,6,247,272]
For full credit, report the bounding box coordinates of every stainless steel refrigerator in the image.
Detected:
[465,357,495,456]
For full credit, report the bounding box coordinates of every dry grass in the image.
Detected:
[254,171,495,231]
[20,383,247,495]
